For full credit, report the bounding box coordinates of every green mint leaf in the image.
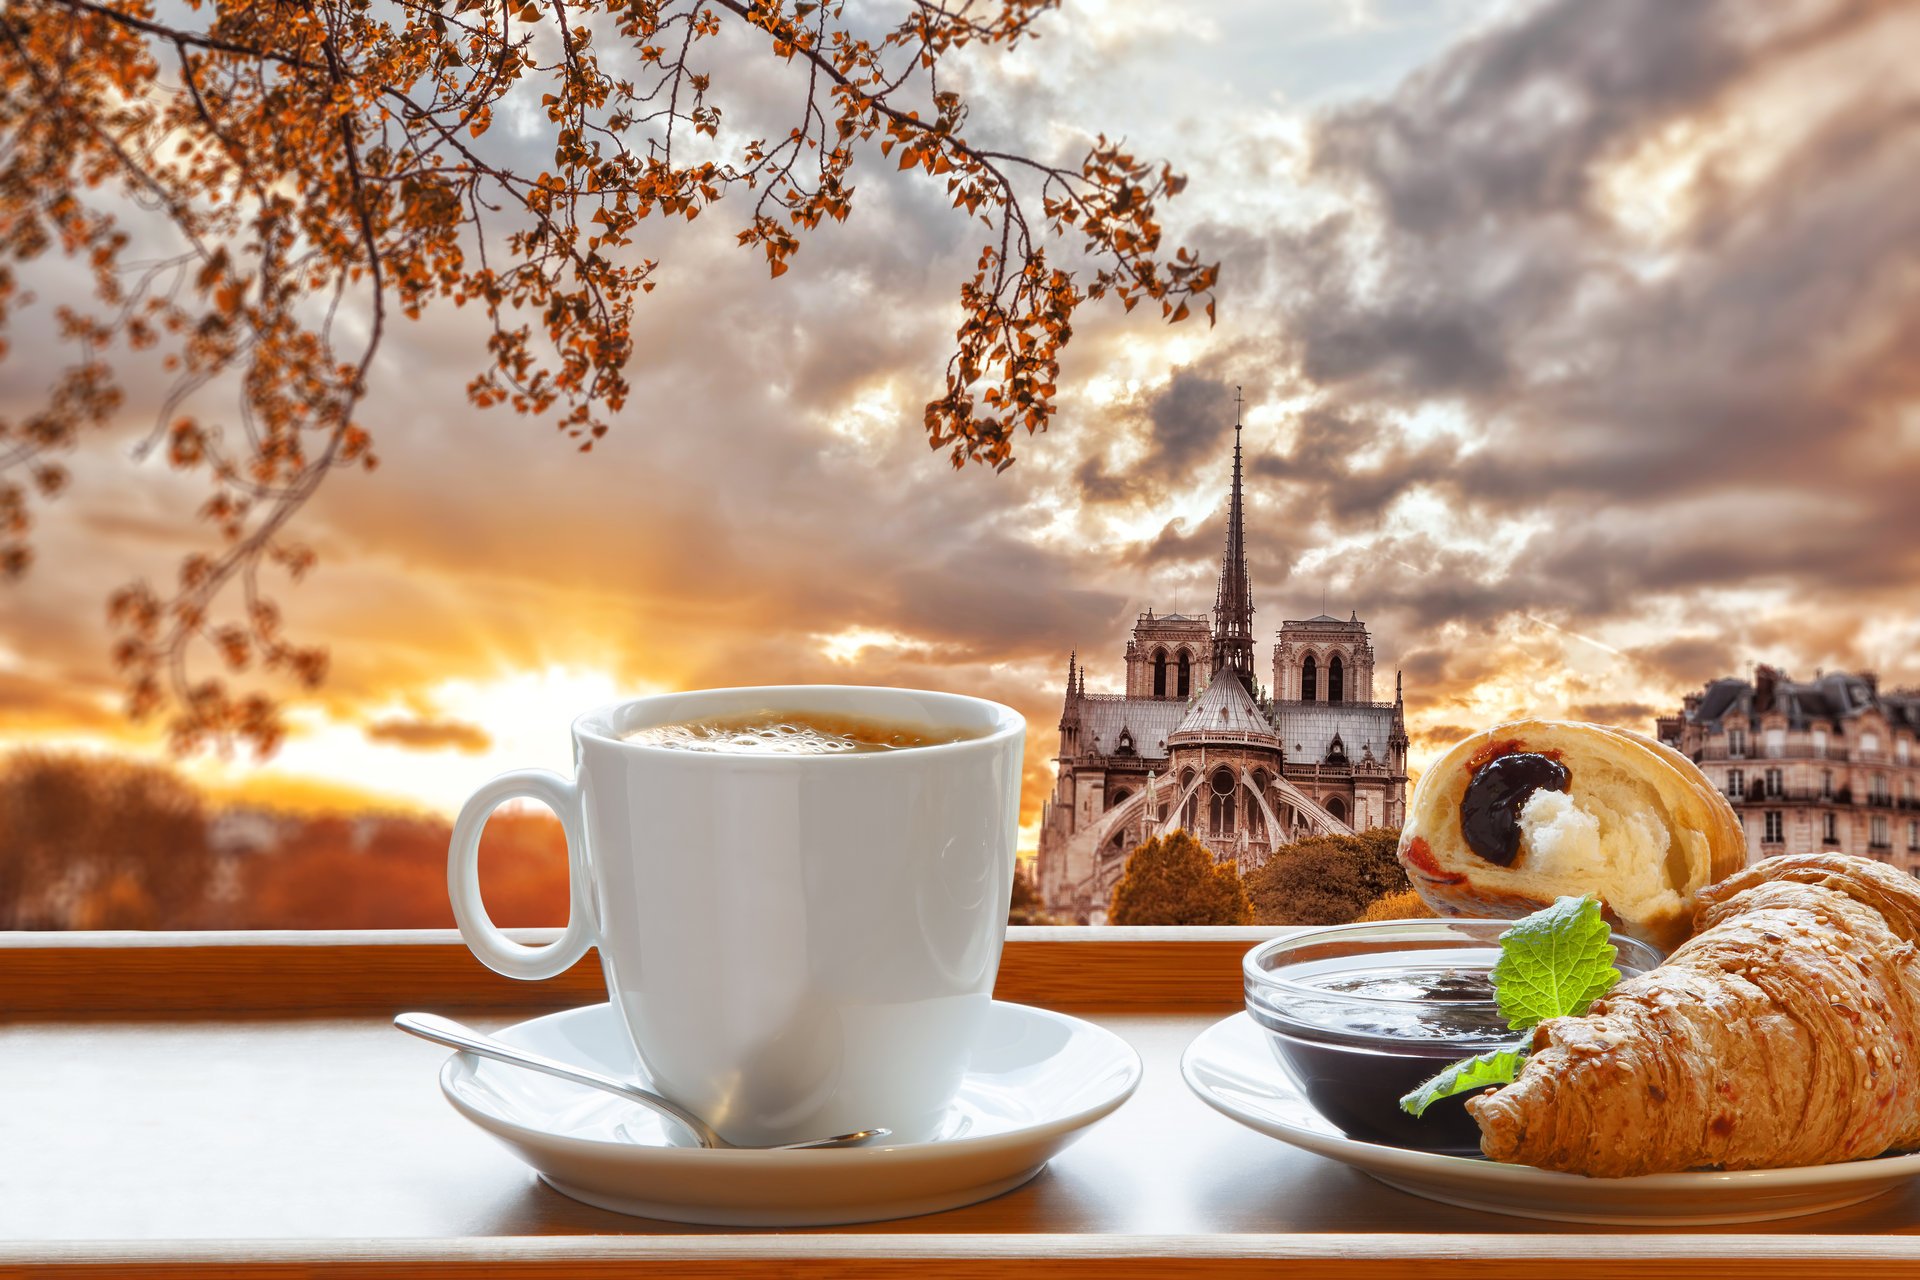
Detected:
[1399,1044,1530,1117]
[1491,894,1620,1030]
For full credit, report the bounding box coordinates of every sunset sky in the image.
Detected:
[3,0,1918,849]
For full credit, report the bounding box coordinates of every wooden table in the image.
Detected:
[4,928,1918,1277]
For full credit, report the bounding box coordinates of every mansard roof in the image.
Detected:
[1169,675,1280,746]
[1686,670,1914,732]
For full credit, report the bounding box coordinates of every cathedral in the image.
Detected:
[1035,421,1411,923]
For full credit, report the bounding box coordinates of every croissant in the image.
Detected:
[1468,854,1920,1176]
[1398,720,1746,950]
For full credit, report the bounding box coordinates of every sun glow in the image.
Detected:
[184,664,651,816]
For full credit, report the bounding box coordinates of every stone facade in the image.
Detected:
[1657,666,1920,874]
[1035,423,1411,923]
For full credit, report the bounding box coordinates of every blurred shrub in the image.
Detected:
[0,751,214,928]
[1245,828,1409,926]
[1355,887,1437,922]
[1108,830,1252,926]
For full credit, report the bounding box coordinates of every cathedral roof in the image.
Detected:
[1075,695,1188,760]
[1169,675,1280,747]
[1276,702,1400,767]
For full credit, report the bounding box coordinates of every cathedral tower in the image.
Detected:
[1211,402,1256,695]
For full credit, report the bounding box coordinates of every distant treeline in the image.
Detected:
[0,751,568,930]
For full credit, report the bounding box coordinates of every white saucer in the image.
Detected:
[1182,1011,1920,1226]
[438,1000,1140,1226]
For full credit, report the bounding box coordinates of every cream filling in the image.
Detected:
[1517,787,1685,922]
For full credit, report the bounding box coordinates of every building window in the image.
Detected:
[1209,768,1236,837]
[1824,812,1838,845]
[1813,728,1828,758]
[1764,811,1783,843]
[1152,649,1167,698]
[1764,768,1783,799]
[1177,650,1191,699]
[1766,728,1785,758]
[1329,654,1344,704]
[1726,769,1744,800]
[1863,731,1881,757]
[1873,775,1892,805]
[1905,779,1915,804]
[1871,816,1890,849]
[1909,819,1918,851]
[1728,728,1748,758]
[1327,796,1348,824]
[1900,739,1912,765]
[1301,654,1317,702]
[1821,770,1834,800]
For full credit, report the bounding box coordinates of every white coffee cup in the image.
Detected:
[447,685,1025,1146]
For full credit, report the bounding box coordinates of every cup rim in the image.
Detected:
[570,683,1025,763]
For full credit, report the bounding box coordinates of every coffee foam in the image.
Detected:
[625,720,874,755]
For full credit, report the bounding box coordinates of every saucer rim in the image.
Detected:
[439,998,1142,1162]
[1180,1010,1920,1192]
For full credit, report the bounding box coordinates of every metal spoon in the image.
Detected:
[394,1011,889,1151]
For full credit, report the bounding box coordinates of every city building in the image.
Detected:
[1034,418,1410,923]
[1657,667,1920,873]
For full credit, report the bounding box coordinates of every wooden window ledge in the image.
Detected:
[4,929,1919,1276]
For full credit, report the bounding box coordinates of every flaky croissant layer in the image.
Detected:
[1468,854,1920,1177]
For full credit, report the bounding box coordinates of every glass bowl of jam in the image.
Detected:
[1243,919,1662,1154]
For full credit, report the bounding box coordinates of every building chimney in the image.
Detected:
[1754,664,1784,713]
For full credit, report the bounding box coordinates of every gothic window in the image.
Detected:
[1329,654,1344,703]
[1302,654,1317,702]
[1209,768,1236,836]
[1327,795,1348,824]
[1177,650,1191,698]
[1107,787,1131,809]
[1152,648,1167,698]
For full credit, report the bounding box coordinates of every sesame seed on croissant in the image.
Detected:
[1467,854,1920,1177]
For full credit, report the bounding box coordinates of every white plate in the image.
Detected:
[1181,1011,1920,1225]
[438,1000,1140,1226]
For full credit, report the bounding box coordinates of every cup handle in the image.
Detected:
[448,768,596,980]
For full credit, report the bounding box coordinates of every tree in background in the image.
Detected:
[1244,827,1410,926]
[1355,887,1436,923]
[1107,830,1251,927]
[0,751,214,928]
[1007,861,1054,926]
[0,0,1216,753]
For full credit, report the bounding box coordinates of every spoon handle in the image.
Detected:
[393,1011,724,1148]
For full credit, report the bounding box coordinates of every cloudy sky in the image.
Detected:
[3,0,1918,846]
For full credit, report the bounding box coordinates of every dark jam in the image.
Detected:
[1256,958,1513,1154]
[1459,752,1570,866]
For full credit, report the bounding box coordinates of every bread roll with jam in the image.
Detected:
[1397,719,1745,950]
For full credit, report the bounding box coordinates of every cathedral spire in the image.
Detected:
[1211,388,1255,692]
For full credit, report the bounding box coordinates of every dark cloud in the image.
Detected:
[363,717,493,754]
